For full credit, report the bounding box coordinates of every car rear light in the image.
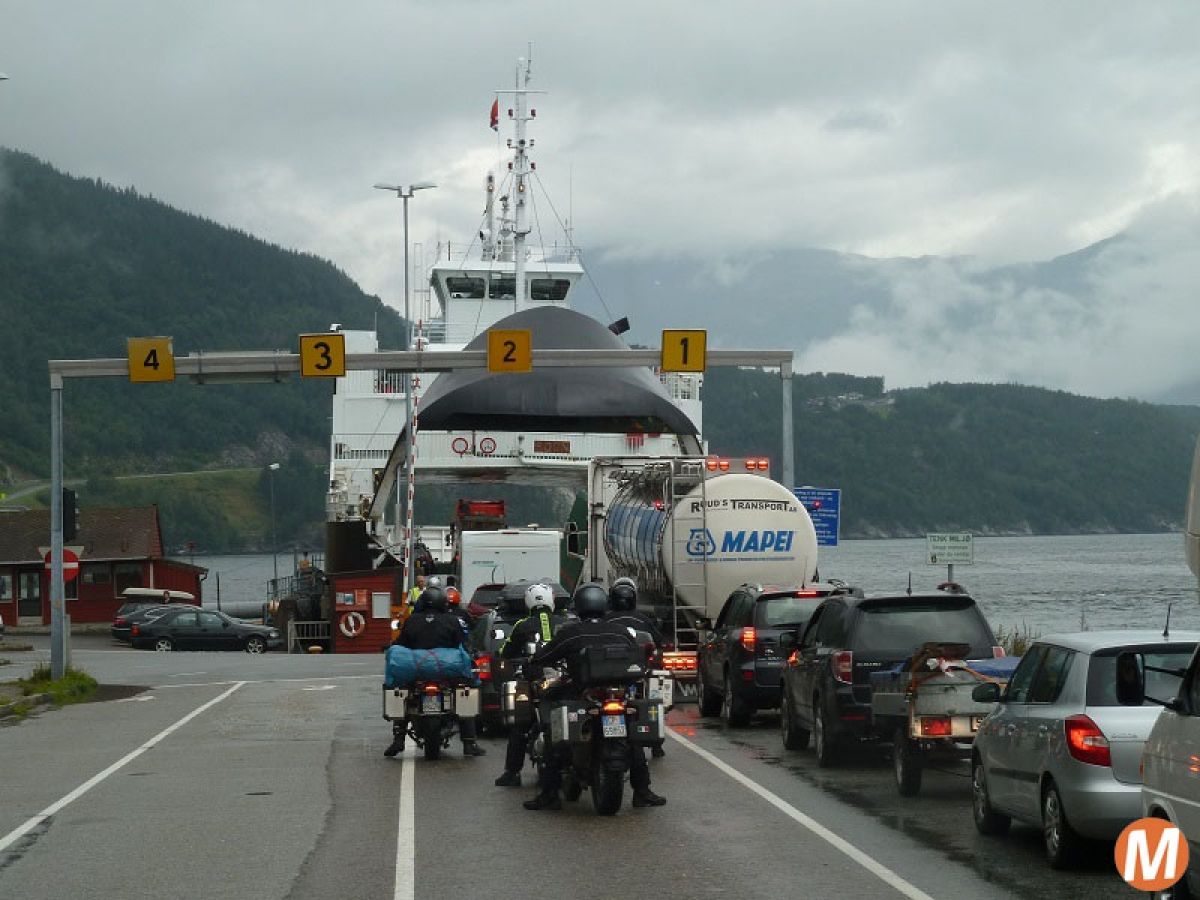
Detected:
[662,652,697,672]
[793,590,820,597]
[114,617,126,626]
[832,650,853,684]
[131,625,140,636]
[602,700,625,715]
[644,642,658,663]
[476,654,492,681]
[787,650,799,665]
[739,627,756,652]
[920,716,952,736]
[991,646,1006,658]
[1065,714,1111,766]
[742,670,755,682]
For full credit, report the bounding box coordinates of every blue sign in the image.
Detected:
[793,487,841,547]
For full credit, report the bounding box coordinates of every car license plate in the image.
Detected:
[971,715,985,732]
[422,695,443,714]
[601,714,627,738]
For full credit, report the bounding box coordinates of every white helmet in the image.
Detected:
[425,575,444,588]
[524,582,555,612]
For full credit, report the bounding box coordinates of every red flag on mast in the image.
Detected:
[489,98,499,131]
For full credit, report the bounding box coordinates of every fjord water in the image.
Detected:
[187,533,1200,637]
[821,532,1200,636]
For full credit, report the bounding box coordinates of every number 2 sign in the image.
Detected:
[487,329,532,373]
[127,337,176,383]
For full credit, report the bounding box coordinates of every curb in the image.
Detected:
[0,692,52,719]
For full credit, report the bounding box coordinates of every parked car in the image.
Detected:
[971,631,1200,869]
[697,582,859,726]
[780,588,1000,765]
[111,604,177,643]
[130,607,282,653]
[0,608,5,639]
[1132,640,1200,896]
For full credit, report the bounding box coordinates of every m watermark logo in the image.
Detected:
[1115,817,1190,892]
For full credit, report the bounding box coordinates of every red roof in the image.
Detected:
[0,506,167,564]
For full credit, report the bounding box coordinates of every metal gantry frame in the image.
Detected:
[46,345,795,676]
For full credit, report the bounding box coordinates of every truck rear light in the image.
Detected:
[662,652,696,672]
[719,460,730,471]
[920,716,952,736]
[991,646,1006,658]
[706,458,719,471]
[832,650,853,684]
[1065,714,1111,766]
[476,653,492,681]
[739,627,756,652]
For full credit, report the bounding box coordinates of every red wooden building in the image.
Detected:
[329,567,402,653]
[0,506,206,625]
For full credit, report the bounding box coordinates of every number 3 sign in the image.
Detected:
[299,333,346,378]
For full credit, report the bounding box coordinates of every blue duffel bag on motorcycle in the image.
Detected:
[385,645,478,688]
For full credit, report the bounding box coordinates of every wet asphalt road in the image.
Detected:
[0,637,1138,899]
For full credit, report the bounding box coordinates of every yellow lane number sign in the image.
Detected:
[127,337,176,383]
[488,329,532,373]
[661,329,707,372]
[300,333,346,378]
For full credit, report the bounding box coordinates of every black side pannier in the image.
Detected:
[575,643,647,686]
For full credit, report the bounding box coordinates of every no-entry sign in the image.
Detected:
[44,548,80,583]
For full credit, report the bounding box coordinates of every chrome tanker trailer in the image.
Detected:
[583,456,819,692]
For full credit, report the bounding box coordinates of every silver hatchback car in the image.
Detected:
[971,630,1200,868]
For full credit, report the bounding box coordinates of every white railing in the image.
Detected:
[414,431,686,467]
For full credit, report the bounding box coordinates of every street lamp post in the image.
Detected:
[268,462,280,585]
[374,181,436,598]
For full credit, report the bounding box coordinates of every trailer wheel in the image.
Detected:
[893,726,923,796]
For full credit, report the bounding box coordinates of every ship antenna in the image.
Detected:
[906,572,912,596]
[1164,601,1173,639]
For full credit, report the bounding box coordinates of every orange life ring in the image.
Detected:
[339,611,366,638]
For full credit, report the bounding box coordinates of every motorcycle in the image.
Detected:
[527,643,664,815]
[382,679,481,761]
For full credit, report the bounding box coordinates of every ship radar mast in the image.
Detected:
[497,51,544,312]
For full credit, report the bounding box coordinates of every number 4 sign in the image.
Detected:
[127,337,176,383]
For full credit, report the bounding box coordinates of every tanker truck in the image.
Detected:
[581,456,820,695]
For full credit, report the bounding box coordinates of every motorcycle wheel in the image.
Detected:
[591,760,625,816]
[422,717,442,761]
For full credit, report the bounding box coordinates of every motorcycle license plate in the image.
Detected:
[601,715,627,738]
[422,695,443,714]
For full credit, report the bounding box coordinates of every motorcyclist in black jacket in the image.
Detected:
[522,583,666,810]
[494,582,560,787]
[384,586,486,759]
[604,577,668,759]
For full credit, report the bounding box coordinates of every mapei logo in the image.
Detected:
[1115,817,1190,891]
[686,529,716,556]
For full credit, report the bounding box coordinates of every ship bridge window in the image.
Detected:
[445,277,485,299]
[531,279,570,302]
[489,275,516,300]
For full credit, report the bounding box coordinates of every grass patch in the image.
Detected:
[994,623,1040,657]
[19,664,98,706]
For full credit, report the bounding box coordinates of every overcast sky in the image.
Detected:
[2,2,1198,399]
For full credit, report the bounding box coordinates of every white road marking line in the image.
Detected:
[153,674,380,689]
[0,681,245,857]
[168,672,207,677]
[302,685,337,691]
[394,750,415,900]
[115,695,156,703]
[667,729,937,900]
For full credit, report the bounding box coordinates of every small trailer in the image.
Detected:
[871,642,1020,796]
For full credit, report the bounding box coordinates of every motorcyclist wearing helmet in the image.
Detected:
[385,586,486,759]
[494,582,561,787]
[604,577,668,759]
[522,583,666,811]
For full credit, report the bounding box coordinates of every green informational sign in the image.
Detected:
[926,532,974,565]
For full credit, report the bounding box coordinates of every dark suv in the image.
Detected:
[780,590,999,765]
[697,582,860,726]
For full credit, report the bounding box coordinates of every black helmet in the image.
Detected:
[416,585,449,613]
[572,582,609,620]
[608,577,638,613]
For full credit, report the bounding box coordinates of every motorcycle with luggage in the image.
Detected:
[382,645,481,760]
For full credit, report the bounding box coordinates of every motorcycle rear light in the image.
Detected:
[920,716,952,736]
[602,700,625,715]
[423,684,440,696]
[740,627,756,652]
[476,653,492,680]
[991,646,1005,658]
[832,650,853,684]
[1065,714,1111,766]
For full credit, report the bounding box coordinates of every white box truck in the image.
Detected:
[458,529,562,603]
